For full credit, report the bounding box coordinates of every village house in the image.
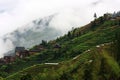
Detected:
[15,47,30,58]
[35,44,45,50]
[116,16,120,20]
[0,58,5,64]
[111,16,120,21]
[15,47,25,53]
[3,56,16,64]
[29,44,45,55]
[54,44,61,49]
[38,44,45,50]
[29,50,41,55]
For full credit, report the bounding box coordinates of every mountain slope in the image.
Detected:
[0,13,120,79]
[5,45,120,80]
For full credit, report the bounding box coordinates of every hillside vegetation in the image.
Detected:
[5,45,120,80]
[0,13,120,80]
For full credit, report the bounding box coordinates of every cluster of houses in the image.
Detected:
[0,43,61,64]
[0,45,43,64]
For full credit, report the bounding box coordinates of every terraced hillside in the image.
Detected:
[0,13,120,80]
[5,45,120,80]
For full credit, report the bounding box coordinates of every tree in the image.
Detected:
[112,11,116,18]
[100,17,104,23]
[99,58,107,80]
[0,77,4,80]
[41,40,47,46]
[59,71,72,80]
[20,74,32,80]
[112,32,120,64]
[114,32,120,64]
[103,13,109,21]
[118,20,120,26]
[94,13,97,19]
[91,21,96,30]
[83,64,93,80]
[67,31,72,39]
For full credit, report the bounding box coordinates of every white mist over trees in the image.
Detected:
[0,12,83,57]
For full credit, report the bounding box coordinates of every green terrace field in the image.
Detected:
[5,45,120,80]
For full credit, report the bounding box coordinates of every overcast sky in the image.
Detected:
[0,0,120,37]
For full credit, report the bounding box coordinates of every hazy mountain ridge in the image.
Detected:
[2,14,62,56]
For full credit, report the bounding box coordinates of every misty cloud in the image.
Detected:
[0,10,5,13]
[0,0,120,36]
[91,0,103,6]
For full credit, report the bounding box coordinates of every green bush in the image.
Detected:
[0,77,4,80]
[20,74,32,80]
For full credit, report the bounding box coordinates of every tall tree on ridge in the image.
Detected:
[94,13,97,20]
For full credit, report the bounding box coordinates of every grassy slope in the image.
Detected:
[6,45,120,80]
